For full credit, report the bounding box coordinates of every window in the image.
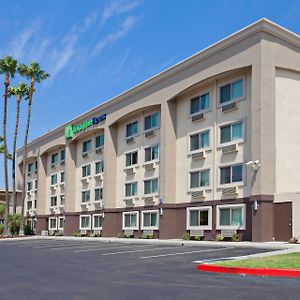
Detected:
[81,190,91,203]
[35,160,38,171]
[34,179,38,189]
[58,217,64,230]
[190,92,210,114]
[220,164,243,185]
[93,214,103,229]
[95,134,104,149]
[49,218,57,230]
[60,195,65,206]
[217,204,245,229]
[144,178,158,195]
[34,200,37,209]
[125,182,138,197]
[60,172,65,183]
[220,79,243,104]
[187,206,212,230]
[220,122,243,144]
[51,174,57,185]
[82,164,91,177]
[27,201,32,210]
[80,215,91,230]
[126,121,138,138]
[126,151,138,167]
[28,163,34,174]
[142,210,159,229]
[190,170,210,189]
[123,211,139,230]
[82,140,92,153]
[60,150,65,161]
[144,112,159,131]
[51,153,59,165]
[27,181,33,191]
[50,196,57,207]
[95,161,104,174]
[95,188,103,201]
[145,146,159,162]
[190,131,209,151]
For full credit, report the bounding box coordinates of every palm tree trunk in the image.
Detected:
[12,96,21,214]
[3,73,10,236]
[20,78,35,236]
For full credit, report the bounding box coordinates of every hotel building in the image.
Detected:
[16,19,300,242]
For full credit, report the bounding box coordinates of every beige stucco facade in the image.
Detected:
[16,19,300,241]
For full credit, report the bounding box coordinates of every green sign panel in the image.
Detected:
[65,113,107,139]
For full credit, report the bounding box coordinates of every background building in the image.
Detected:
[16,19,300,242]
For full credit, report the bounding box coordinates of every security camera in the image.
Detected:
[246,160,261,171]
[246,161,254,166]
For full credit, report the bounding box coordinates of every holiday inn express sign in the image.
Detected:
[65,113,107,139]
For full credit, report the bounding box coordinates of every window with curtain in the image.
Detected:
[125,182,138,197]
[220,164,243,184]
[82,164,91,177]
[190,131,209,151]
[145,145,159,162]
[51,153,59,164]
[220,122,243,144]
[189,209,209,227]
[95,134,104,148]
[219,207,243,226]
[190,170,210,188]
[220,79,243,104]
[80,216,90,229]
[81,191,91,203]
[144,112,159,131]
[143,211,158,227]
[94,215,103,228]
[126,121,138,138]
[126,151,138,167]
[82,140,92,153]
[51,174,57,185]
[95,188,103,201]
[190,92,210,114]
[144,178,158,194]
[124,213,137,228]
[95,161,104,174]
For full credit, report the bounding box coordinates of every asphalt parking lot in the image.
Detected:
[0,239,299,300]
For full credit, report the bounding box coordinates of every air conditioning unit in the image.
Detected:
[124,229,134,236]
[94,229,102,235]
[222,143,239,154]
[144,163,155,171]
[81,203,88,208]
[191,151,206,160]
[124,167,135,175]
[143,196,154,203]
[49,230,55,236]
[41,230,48,236]
[59,205,65,211]
[222,102,238,112]
[80,230,87,235]
[50,185,57,191]
[190,229,204,237]
[221,229,237,237]
[126,137,134,144]
[94,201,103,208]
[81,177,88,183]
[60,160,65,165]
[144,130,155,138]
[143,229,153,235]
[95,147,103,154]
[82,152,89,158]
[60,182,65,188]
[221,186,238,196]
[192,113,204,122]
[94,174,103,181]
[51,164,56,169]
[191,190,206,199]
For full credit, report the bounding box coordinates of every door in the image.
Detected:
[274,202,292,241]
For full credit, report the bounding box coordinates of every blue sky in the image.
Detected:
[1,0,300,187]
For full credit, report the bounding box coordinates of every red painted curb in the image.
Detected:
[197,264,300,278]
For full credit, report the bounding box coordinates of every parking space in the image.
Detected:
[1,239,300,300]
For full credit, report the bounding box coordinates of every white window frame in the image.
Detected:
[92,213,103,230]
[186,206,212,230]
[188,127,211,154]
[50,174,58,186]
[143,177,159,196]
[144,111,160,132]
[122,211,139,230]
[60,171,65,183]
[81,190,91,203]
[94,188,103,202]
[51,152,59,165]
[217,76,246,107]
[82,164,91,178]
[125,119,139,139]
[141,209,159,230]
[58,217,65,230]
[144,144,160,163]
[60,194,65,206]
[218,161,245,188]
[82,139,92,154]
[124,148,139,168]
[124,181,138,198]
[216,203,246,230]
[95,134,104,150]
[218,120,245,147]
[50,196,57,207]
[27,180,33,191]
[188,168,211,192]
[49,217,57,230]
[189,89,212,117]
[95,160,104,174]
[80,214,92,230]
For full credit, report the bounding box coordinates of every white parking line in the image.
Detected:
[74,244,158,253]
[140,247,235,259]
[101,246,181,256]
[50,243,124,251]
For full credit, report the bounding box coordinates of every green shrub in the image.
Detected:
[288,237,299,244]
[0,204,5,218]
[9,214,22,235]
[0,223,4,235]
[117,232,123,238]
[231,233,239,242]
[182,232,190,240]
[24,225,32,236]
[73,232,82,237]
[194,236,201,241]
[216,234,224,241]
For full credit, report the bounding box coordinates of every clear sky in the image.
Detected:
[1,0,300,187]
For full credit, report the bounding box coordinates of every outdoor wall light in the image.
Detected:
[253,200,258,211]
[160,207,163,216]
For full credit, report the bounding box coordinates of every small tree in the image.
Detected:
[9,214,22,236]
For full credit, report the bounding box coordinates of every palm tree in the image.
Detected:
[18,62,49,235]
[8,83,30,214]
[0,56,17,236]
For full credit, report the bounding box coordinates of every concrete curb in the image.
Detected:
[197,263,300,278]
